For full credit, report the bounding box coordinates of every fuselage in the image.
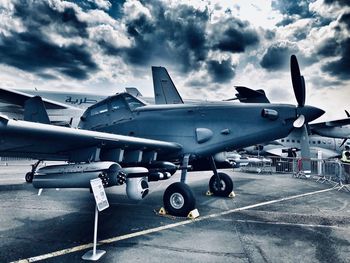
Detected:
[78,93,322,161]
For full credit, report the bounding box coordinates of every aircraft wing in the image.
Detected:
[0,87,76,110]
[310,118,350,129]
[0,115,182,161]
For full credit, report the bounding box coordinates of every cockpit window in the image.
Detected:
[110,97,127,111]
[90,104,108,116]
[124,94,145,111]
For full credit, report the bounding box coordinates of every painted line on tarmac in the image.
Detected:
[11,187,334,263]
[235,219,348,229]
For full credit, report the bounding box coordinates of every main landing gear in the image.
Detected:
[208,156,234,197]
[25,160,41,183]
[162,155,234,217]
[163,154,196,217]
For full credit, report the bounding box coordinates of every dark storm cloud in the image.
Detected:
[0,0,97,79]
[317,38,340,57]
[272,0,315,27]
[272,0,313,18]
[260,42,298,71]
[211,18,259,53]
[13,1,89,38]
[264,30,276,40]
[133,3,208,72]
[100,2,209,73]
[0,31,97,79]
[99,1,258,83]
[314,11,350,79]
[340,12,350,30]
[207,59,236,83]
[321,38,350,80]
[324,0,350,6]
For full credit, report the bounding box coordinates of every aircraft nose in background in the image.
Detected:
[299,105,325,122]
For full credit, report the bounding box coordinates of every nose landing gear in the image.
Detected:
[25,160,42,183]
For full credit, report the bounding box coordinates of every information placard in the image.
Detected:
[90,178,109,211]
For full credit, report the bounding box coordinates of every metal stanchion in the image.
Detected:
[82,205,106,261]
[333,161,350,192]
[82,178,109,261]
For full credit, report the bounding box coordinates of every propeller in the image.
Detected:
[291,54,305,107]
[290,55,311,173]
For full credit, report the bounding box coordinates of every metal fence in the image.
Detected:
[238,156,350,191]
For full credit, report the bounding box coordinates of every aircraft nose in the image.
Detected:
[298,105,325,122]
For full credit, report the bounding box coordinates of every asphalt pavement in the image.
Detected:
[0,162,349,263]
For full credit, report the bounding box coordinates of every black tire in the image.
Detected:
[25,172,33,183]
[163,182,196,217]
[209,172,233,197]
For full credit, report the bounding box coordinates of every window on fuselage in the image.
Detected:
[90,104,108,116]
[110,96,127,111]
[123,94,145,111]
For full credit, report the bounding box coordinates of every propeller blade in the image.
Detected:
[290,55,305,107]
[299,124,311,174]
[293,114,305,128]
[345,110,350,118]
[340,138,348,148]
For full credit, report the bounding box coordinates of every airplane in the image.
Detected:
[0,55,324,217]
[243,132,350,159]
[310,110,350,146]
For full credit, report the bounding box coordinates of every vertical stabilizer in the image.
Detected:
[24,96,50,124]
[152,66,183,104]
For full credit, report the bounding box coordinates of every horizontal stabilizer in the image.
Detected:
[234,86,270,103]
[152,66,184,104]
[0,87,73,109]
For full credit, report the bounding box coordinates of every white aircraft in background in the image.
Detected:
[244,132,350,159]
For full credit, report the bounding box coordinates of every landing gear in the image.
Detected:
[25,172,34,183]
[209,172,233,197]
[163,182,196,217]
[208,156,234,197]
[25,160,41,183]
[162,154,196,217]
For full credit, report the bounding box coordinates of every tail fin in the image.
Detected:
[152,66,183,104]
[24,96,50,124]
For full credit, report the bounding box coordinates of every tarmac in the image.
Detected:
[0,162,349,263]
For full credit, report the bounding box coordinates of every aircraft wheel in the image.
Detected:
[25,172,34,183]
[163,182,196,217]
[209,172,233,197]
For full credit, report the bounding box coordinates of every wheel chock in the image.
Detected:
[206,190,213,196]
[158,207,167,215]
[187,209,200,219]
[228,191,236,198]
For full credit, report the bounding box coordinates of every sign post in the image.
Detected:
[82,178,109,261]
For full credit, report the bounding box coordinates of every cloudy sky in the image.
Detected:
[0,0,349,121]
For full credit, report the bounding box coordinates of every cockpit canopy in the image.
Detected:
[79,93,146,130]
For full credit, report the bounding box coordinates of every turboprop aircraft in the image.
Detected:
[244,132,350,159]
[0,55,324,217]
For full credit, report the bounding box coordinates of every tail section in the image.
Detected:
[24,96,50,124]
[152,66,183,104]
